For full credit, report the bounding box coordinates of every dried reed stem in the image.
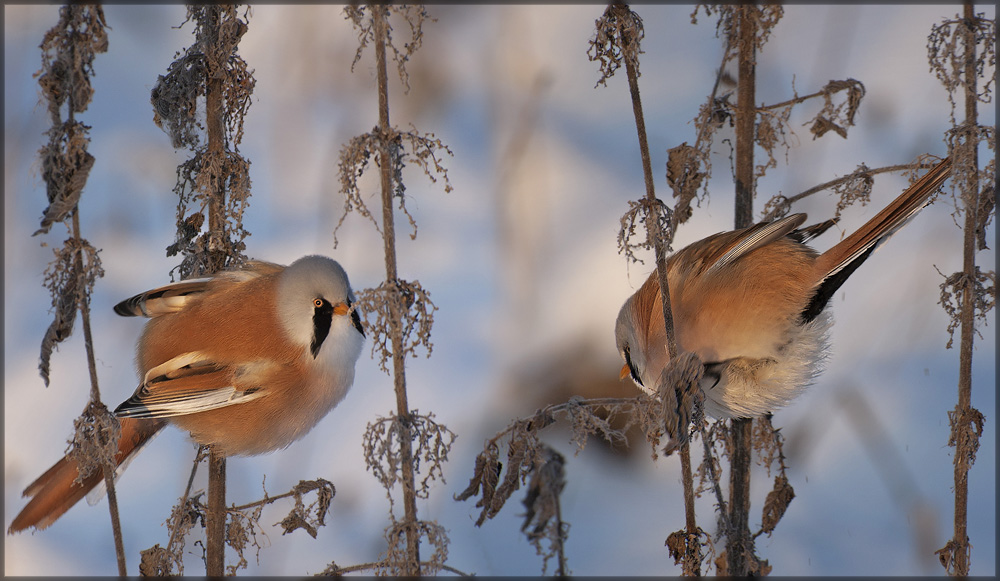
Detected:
[949,2,981,574]
[727,6,757,576]
[372,5,422,574]
[203,6,229,574]
[616,4,698,574]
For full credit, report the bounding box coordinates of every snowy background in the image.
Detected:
[5,4,996,576]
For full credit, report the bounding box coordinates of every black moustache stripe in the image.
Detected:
[350,305,365,338]
[311,299,334,358]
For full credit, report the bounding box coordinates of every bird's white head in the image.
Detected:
[276,255,365,360]
[615,294,650,390]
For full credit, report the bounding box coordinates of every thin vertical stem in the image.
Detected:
[728,5,757,576]
[206,447,227,576]
[733,6,756,231]
[73,210,126,577]
[372,5,421,574]
[204,5,228,276]
[65,20,126,570]
[203,6,228,575]
[951,1,980,575]
[618,6,698,574]
[623,52,678,358]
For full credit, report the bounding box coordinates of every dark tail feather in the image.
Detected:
[814,157,952,279]
[802,158,952,323]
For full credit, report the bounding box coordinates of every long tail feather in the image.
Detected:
[815,157,952,278]
[8,418,165,533]
[801,157,952,322]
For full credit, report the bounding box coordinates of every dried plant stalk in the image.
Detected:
[32,5,125,574]
[152,5,254,281]
[143,6,256,574]
[928,5,996,575]
[338,4,454,576]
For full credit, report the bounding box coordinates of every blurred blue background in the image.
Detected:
[5,5,995,576]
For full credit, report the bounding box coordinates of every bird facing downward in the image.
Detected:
[615,158,952,419]
[9,255,365,533]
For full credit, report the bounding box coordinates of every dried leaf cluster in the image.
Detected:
[693,4,784,57]
[38,237,104,385]
[223,478,336,574]
[167,149,252,279]
[937,266,996,349]
[344,4,432,93]
[376,518,451,576]
[35,126,96,236]
[456,390,681,557]
[152,5,255,280]
[588,3,645,88]
[364,412,456,505]
[151,6,254,149]
[145,475,337,575]
[945,124,996,247]
[618,197,674,265]
[334,125,453,246]
[34,5,109,385]
[354,279,437,373]
[68,402,120,486]
[520,445,569,576]
[141,491,206,576]
[666,143,709,226]
[928,13,996,122]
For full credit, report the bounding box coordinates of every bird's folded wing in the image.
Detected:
[113,260,283,318]
[113,278,214,317]
[115,352,265,419]
[705,213,808,275]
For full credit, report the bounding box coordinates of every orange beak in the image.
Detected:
[620,362,631,381]
[333,302,351,316]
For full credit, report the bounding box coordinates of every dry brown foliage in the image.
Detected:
[68,402,121,486]
[38,237,104,385]
[344,5,432,94]
[152,5,255,280]
[364,411,456,506]
[937,266,996,349]
[519,445,569,576]
[458,344,722,573]
[142,474,337,576]
[34,5,109,384]
[589,3,644,88]
[760,157,946,222]
[928,13,996,123]
[334,125,453,246]
[224,479,336,574]
[335,5,457,575]
[618,196,673,265]
[456,394,669,531]
[151,6,254,149]
[354,279,438,374]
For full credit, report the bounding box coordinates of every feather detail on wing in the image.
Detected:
[113,278,214,317]
[115,352,266,419]
[704,214,808,276]
[113,260,284,318]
